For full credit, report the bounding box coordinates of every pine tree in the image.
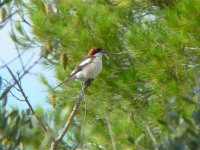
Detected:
[1,0,200,149]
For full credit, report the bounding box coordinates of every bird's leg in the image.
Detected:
[80,79,94,97]
[83,79,93,92]
[80,82,85,96]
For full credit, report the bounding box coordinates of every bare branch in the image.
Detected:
[9,90,25,101]
[135,134,145,145]
[0,57,48,131]
[0,57,41,100]
[50,79,92,150]
[106,116,117,150]
[0,10,18,24]
[10,12,26,72]
[145,125,158,150]
[4,64,48,132]
[17,48,25,71]
[0,51,26,69]
[185,47,200,51]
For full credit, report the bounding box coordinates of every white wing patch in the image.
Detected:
[70,69,76,76]
[79,58,91,66]
[70,57,92,76]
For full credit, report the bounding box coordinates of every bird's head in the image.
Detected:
[87,48,109,59]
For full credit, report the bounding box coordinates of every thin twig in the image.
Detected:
[135,134,145,145]
[106,116,117,150]
[0,57,47,131]
[113,50,133,55]
[191,57,200,105]
[0,57,41,100]
[50,79,92,150]
[184,47,200,51]
[9,90,25,101]
[0,51,26,69]
[0,10,18,24]
[79,98,87,147]
[145,125,158,150]
[4,64,48,132]
[17,48,25,71]
[17,52,36,74]
[1,77,19,91]
[10,12,26,72]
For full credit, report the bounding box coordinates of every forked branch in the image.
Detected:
[4,64,48,132]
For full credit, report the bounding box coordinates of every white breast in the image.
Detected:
[75,56,102,81]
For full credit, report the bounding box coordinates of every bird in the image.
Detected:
[54,48,108,89]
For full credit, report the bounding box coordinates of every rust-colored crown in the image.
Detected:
[87,48,102,56]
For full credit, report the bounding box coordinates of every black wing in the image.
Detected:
[68,56,94,78]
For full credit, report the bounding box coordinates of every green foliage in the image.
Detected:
[2,0,200,149]
[0,108,33,149]
[159,98,200,150]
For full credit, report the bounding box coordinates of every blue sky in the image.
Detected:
[0,23,54,109]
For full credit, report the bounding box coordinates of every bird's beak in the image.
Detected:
[102,50,109,59]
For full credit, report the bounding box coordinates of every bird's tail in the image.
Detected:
[54,78,71,90]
